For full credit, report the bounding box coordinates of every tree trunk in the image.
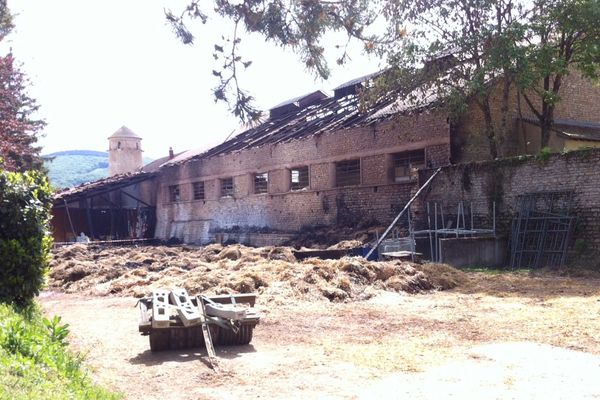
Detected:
[481,100,498,159]
[540,106,555,149]
[498,75,512,156]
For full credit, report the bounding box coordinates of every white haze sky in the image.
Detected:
[4,1,382,160]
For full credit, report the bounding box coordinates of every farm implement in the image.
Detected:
[137,288,260,355]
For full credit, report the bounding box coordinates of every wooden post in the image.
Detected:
[63,199,77,240]
[86,197,95,239]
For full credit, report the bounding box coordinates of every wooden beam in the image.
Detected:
[86,197,95,239]
[121,190,152,207]
[63,199,77,240]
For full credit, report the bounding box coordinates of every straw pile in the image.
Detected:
[49,244,466,301]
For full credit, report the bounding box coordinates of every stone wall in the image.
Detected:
[155,111,451,242]
[419,148,600,261]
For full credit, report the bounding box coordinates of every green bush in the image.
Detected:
[0,303,120,399]
[0,170,53,305]
[537,146,553,162]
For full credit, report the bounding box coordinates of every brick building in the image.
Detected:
[454,70,600,162]
[153,71,600,244]
[51,71,600,245]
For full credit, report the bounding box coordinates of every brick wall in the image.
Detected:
[419,148,600,261]
[155,111,450,242]
[455,71,600,162]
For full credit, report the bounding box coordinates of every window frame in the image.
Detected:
[290,166,310,191]
[391,149,426,182]
[168,184,180,202]
[192,181,205,201]
[220,177,234,198]
[254,172,269,194]
[335,158,361,187]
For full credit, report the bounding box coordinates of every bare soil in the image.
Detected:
[42,245,600,399]
[40,245,600,399]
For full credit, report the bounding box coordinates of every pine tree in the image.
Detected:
[0,2,45,172]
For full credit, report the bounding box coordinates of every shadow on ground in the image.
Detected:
[128,344,256,366]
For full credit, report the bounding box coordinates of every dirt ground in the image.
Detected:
[40,266,600,400]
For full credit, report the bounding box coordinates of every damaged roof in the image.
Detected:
[521,117,600,142]
[54,171,156,203]
[167,75,437,166]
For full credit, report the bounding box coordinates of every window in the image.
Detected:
[335,159,361,187]
[193,181,205,200]
[221,178,234,197]
[168,185,180,202]
[254,172,269,194]
[291,166,309,190]
[392,149,425,182]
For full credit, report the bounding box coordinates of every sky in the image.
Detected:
[3,1,382,160]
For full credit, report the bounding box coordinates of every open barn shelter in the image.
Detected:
[52,172,158,243]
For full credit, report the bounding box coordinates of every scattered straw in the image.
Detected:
[49,244,466,302]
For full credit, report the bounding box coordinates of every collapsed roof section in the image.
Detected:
[167,72,438,166]
[54,171,156,204]
[333,71,383,98]
[269,90,329,119]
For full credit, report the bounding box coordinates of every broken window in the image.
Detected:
[254,172,269,194]
[221,178,234,197]
[392,150,426,182]
[290,166,309,190]
[193,181,205,200]
[168,185,180,202]
[335,159,361,187]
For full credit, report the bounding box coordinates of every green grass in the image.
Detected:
[0,303,120,400]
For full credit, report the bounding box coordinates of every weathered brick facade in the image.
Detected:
[155,111,450,242]
[453,71,600,162]
[419,148,600,259]
[153,72,600,244]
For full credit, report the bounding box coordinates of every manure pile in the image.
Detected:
[49,244,466,302]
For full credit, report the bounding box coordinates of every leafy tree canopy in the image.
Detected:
[169,0,600,157]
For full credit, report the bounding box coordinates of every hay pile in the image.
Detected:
[49,244,466,302]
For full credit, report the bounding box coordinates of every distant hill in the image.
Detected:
[44,150,152,189]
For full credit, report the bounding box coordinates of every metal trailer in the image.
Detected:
[138,289,260,352]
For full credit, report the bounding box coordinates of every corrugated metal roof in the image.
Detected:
[556,130,600,142]
[270,90,329,110]
[520,117,600,142]
[333,71,382,91]
[166,89,437,166]
[521,117,600,130]
[54,171,155,203]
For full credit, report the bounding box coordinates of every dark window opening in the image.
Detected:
[169,185,180,202]
[291,167,309,190]
[193,181,205,200]
[335,159,361,187]
[221,178,234,197]
[392,149,426,182]
[254,172,269,194]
